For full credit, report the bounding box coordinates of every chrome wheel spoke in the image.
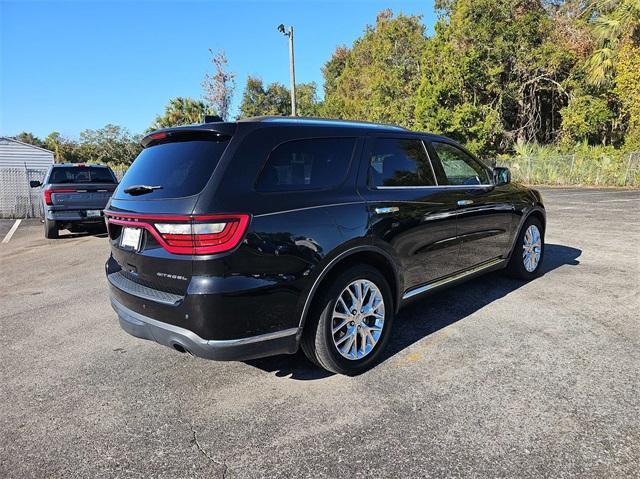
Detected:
[335,331,352,346]
[346,286,359,310]
[331,279,385,361]
[337,297,349,314]
[522,225,542,272]
[340,334,356,356]
[364,328,376,347]
[332,318,350,333]
[360,282,370,305]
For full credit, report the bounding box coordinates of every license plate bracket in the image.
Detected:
[120,227,142,251]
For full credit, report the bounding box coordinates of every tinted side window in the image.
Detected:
[432,142,490,185]
[369,138,436,187]
[256,138,355,192]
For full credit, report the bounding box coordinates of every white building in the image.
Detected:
[0,137,54,169]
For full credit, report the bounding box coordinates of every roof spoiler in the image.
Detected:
[141,124,236,148]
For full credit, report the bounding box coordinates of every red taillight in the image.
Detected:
[44,188,74,205]
[104,212,250,255]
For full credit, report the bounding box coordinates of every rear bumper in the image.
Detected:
[46,209,105,222]
[111,297,299,361]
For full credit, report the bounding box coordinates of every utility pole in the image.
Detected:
[278,24,296,116]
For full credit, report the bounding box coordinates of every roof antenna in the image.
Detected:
[204,115,223,123]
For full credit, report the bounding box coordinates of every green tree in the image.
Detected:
[238,77,289,117]
[295,82,320,117]
[237,76,319,118]
[321,45,350,100]
[321,10,426,127]
[151,97,212,130]
[237,77,266,117]
[320,45,350,117]
[560,95,614,143]
[585,0,640,87]
[79,124,142,167]
[415,0,577,156]
[614,40,640,148]
[45,132,82,163]
[14,132,47,149]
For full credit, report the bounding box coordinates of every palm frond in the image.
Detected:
[586,47,616,86]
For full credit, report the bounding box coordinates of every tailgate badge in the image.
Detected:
[156,272,188,281]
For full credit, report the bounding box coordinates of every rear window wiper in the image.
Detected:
[123,184,163,196]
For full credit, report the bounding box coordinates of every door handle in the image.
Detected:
[374,206,399,214]
[457,199,474,206]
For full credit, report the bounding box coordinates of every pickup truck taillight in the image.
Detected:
[104,212,250,255]
[44,188,75,205]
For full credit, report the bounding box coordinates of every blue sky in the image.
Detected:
[1,0,436,138]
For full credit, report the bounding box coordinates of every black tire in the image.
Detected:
[506,216,544,280]
[301,265,394,375]
[44,217,58,239]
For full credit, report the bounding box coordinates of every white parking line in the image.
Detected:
[1,219,22,244]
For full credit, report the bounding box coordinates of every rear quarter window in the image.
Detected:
[115,139,229,199]
[255,137,356,192]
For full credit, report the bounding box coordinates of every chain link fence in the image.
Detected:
[0,167,128,219]
[1,152,639,218]
[500,151,640,187]
[112,168,127,182]
[0,168,48,218]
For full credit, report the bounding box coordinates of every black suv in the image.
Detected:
[105,117,545,375]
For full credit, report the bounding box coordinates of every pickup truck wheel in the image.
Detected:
[301,265,394,375]
[507,217,544,280]
[44,217,59,239]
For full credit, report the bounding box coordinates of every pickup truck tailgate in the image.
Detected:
[50,184,116,209]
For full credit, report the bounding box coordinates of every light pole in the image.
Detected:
[277,23,296,117]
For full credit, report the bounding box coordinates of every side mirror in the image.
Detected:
[493,167,510,186]
[29,180,42,188]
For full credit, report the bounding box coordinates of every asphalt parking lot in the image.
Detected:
[1,188,638,478]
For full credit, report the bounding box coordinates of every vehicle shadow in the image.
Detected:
[35,219,109,239]
[244,244,581,380]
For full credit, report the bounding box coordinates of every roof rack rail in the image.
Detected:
[240,116,408,131]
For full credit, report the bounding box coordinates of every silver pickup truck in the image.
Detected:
[30,163,118,238]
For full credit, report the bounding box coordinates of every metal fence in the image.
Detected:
[0,168,48,218]
[501,151,640,187]
[112,168,126,182]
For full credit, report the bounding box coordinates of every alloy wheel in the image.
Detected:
[522,224,542,272]
[331,279,385,360]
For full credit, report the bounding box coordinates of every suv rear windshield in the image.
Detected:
[49,166,116,184]
[116,139,229,199]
